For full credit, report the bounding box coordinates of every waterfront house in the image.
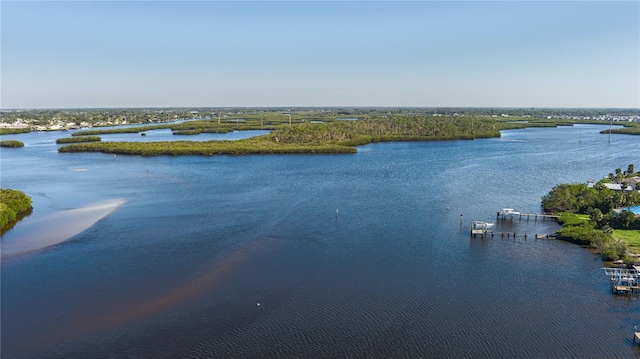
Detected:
[621,177,640,191]
[602,183,635,191]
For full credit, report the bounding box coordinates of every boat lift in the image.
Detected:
[602,266,640,295]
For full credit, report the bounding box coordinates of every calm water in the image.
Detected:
[1,124,639,358]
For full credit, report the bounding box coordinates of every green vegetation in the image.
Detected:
[172,130,202,135]
[59,114,640,157]
[3,107,638,139]
[0,128,31,135]
[600,122,640,136]
[56,136,101,144]
[57,115,531,156]
[59,138,357,156]
[0,188,32,229]
[557,213,589,227]
[614,230,640,254]
[542,164,640,262]
[0,140,25,148]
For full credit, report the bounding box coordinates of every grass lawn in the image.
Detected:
[614,229,640,254]
[558,212,590,226]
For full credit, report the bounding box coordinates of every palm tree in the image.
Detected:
[589,208,604,226]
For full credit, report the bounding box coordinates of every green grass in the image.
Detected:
[557,212,590,226]
[614,229,640,253]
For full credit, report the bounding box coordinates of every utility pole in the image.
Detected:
[609,116,612,144]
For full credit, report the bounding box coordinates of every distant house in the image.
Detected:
[586,180,638,192]
[621,177,640,191]
[602,183,635,191]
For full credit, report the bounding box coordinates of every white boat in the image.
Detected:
[500,208,520,216]
[473,221,494,230]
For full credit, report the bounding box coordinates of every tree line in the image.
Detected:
[541,164,639,261]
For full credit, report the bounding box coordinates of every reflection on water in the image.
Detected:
[1,199,124,257]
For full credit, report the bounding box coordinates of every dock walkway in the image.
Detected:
[470,229,555,239]
[497,208,558,221]
[470,209,558,239]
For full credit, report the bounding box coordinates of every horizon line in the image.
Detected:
[3,106,640,111]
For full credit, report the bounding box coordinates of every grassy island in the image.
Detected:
[0,140,25,148]
[57,113,640,157]
[59,115,512,156]
[0,188,33,229]
[599,122,640,136]
[542,164,640,264]
[172,130,203,135]
[0,128,31,135]
[56,136,101,144]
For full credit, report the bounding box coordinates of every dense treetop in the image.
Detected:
[0,188,32,229]
[541,164,640,261]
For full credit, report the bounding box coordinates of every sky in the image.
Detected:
[1,1,639,109]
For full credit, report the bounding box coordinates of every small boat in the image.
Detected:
[473,221,494,230]
[500,208,520,216]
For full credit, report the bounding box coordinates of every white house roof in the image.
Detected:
[602,183,634,191]
[622,177,640,184]
[603,183,623,190]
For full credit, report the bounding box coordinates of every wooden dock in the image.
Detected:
[469,208,559,239]
[603,268,640,295]
[470,230,555,239]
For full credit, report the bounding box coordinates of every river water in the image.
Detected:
[1,124,639,358]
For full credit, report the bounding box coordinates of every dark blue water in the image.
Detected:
[1,124,639,358]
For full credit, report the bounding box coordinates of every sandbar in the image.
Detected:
[1,199,125,257]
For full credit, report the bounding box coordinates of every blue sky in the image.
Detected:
[1,1,638,108]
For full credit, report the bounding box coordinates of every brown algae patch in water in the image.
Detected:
[12,236,278,355]
[1,198,125,256]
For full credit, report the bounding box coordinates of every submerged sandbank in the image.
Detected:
[1,199,124,257]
